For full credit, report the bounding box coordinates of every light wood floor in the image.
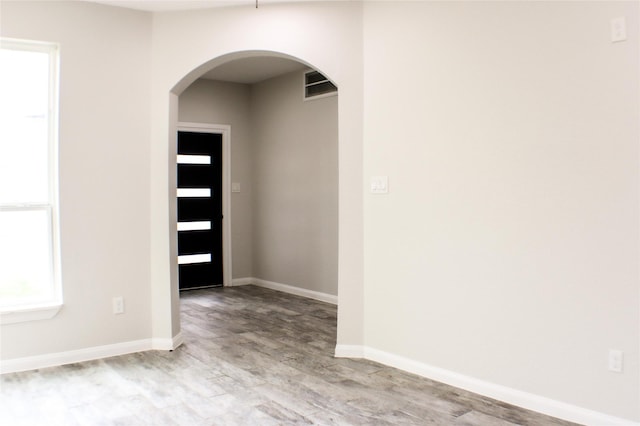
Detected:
[1,285,578,425]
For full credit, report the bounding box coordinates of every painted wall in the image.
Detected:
[362,1,639,421]
[178,73,338,297]
[178,79,253,279]
[2,0,638,422]
[0,1,152,358]
[149,2,364,345]
[251,70,338,296]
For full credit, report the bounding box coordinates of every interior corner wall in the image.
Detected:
[362,1,639,421]
[178,79,253,279]
[0,1,152,360]
[177,72,339,296]
[251,70,339,296]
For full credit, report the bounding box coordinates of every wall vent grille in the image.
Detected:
[304,70,337,99]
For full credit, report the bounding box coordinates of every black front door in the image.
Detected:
[177,131,223,290]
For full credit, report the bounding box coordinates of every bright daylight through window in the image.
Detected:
[0,39,61,322]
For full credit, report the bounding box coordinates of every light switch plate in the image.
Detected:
[113,297,124,315]
[231,182,241,193]
[611,17,627,42]
[370,176,388,194]
[608,349,623,373]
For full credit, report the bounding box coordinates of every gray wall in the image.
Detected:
[251,71,339,296]
[178,71,339,296]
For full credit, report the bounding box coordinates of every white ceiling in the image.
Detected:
[200,57,307,84]
[86,0,316,12]
[85,0,311,84]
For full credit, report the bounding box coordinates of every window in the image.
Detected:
[304,70,337,100]
[0,39,61,324]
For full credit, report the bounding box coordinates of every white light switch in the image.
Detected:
[231,182,241,193]
[611,17,627,42]
[370,176,388,194]
[113,297,124,315]
[608,349,624,373]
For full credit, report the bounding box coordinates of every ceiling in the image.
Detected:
[200,57,307,84]
[85,0,310,84]
[86,0,316,12]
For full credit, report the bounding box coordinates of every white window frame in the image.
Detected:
[0,38,62,325]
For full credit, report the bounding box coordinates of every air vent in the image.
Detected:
[304,70,337,100]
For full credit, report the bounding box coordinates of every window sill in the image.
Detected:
[0,302,62,325]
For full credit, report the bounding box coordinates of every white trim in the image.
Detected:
[0,39,63,324]
[172,331,184,349]
[0,302,62,325]
[176,123,232,289]
[230,277,253,286]
[334,344,365,358]
[333,345,638,426]
[249,277,337,305]
[151,332,183,351]
[0,339,153,374]
[1,333,185,374]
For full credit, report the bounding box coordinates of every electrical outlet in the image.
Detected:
[113,297,124,315]
[608,349,623,373]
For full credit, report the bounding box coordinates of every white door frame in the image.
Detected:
[177,122,232,288]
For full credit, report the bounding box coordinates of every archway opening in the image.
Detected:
[170,51,339,346]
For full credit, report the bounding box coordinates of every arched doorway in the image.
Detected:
[171,51,339,342]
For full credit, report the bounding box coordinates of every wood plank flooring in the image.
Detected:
[0,285,579,425]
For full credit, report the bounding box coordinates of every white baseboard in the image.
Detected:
[172,331,184,349]
[232,277,338,305]
[1,332,185,375]
[334,344,365,358]
[0,339,153,374]
[230,277,252,286]
[334,345,638,426]
[151,332,183,351]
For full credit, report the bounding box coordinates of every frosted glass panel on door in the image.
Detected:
[177,155,211,165]
[178,253,212,265]
[176,188,211,198]
[177,221,211,231]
